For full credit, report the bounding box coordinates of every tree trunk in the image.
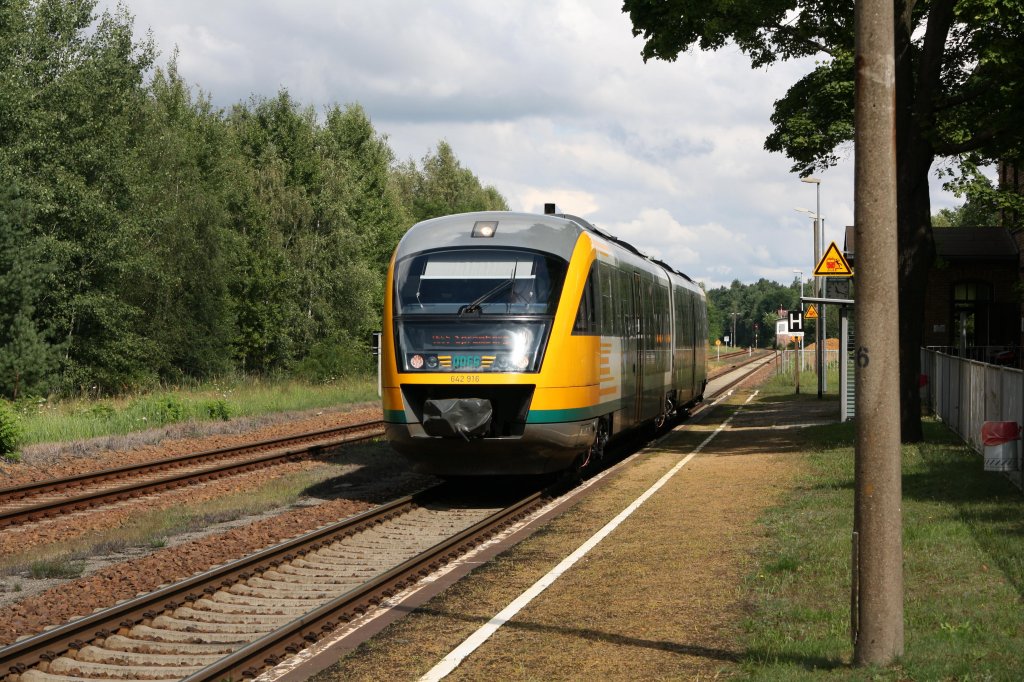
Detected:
[895,180,933,443]
[894,5,938,443]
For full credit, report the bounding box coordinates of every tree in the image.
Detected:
[131,60,237,379]
[0,184,58,398]
[932,174,1001,226]
[321,104,409,272]
[410,141,509,221]
[226,93,316,371]
[1,0,159,393]
[624,0,1024,441]
[706,278,798,347]
[704,286,724,343]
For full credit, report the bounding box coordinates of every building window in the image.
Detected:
[952,281,992,348]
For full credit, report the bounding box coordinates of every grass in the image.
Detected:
[762,365,841,398]
[12,375,378,447]
[28,558,86,580]
[740,393,1024,680]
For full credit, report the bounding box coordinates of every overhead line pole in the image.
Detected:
[852,0,904,666]
[815,184,823,399]
[815,184,823,398]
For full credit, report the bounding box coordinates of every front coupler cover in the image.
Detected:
[422,398,493,440]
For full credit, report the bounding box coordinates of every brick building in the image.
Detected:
[844,225,1021,360]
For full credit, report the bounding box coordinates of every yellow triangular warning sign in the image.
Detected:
[813,241,854,277]
[805,304,818,319]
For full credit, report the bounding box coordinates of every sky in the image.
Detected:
[98,0,964,289]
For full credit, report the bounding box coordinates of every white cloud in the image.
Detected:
[99,0,964,289]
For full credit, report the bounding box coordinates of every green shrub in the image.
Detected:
[295,333,374,382]
[88,402,116,420]
[129,394,187,425]
[204,399,232,421]
[0,401,24,457]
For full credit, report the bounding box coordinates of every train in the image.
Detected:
[380,206,708,476]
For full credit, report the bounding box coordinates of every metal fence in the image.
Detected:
[775,349,841,373]
[921,348,1023,490]
[924,345,1022,370]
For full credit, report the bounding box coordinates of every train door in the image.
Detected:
[617,268,637,432]
[632,272,644,424]
[642,278,661,418]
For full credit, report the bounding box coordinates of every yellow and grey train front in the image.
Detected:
[381,211,602,475]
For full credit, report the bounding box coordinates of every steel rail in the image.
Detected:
[707,349,774,380]
[0,421,384,529]
[706,352,778,396]
[0,484,545,682]
[0,420,383,501]
[0,488,425,678]
[183,490,545,681]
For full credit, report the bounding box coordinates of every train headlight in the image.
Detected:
[513,354,530,370]
[471,221,498,238]
[410,354,424,369]
[426,355,439,369]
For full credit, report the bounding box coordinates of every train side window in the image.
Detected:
[616,267,628,336]
[674,288,684,347]
[573,263,599,335]
[598,262,616,335]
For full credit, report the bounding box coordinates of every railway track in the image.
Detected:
[709,348,751,362]
[0,420,385,530]
[0,482,546,682]
[0,355,777,680]
[707,348,775,381]
[0,352,769,531]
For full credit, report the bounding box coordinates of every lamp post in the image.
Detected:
[819,216,828,391]
[796,188,825,398]
[730,312,739,347]
[803,176,826,396]
[793,270,804,371]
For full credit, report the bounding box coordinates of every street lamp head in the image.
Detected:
[800,176,821,185]
[794,207,824,219]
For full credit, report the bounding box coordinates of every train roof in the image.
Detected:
[394,211,583,262]
[396,210,702,293]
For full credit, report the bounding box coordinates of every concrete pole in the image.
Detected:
[814,213,823,398]
[852,0,904,665]
[794,340,800,394]
[822,218,828,392]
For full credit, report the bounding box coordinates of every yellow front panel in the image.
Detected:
[382,233,609,423]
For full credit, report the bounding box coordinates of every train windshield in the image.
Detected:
[393,248,566,373]
[395,249,567,316]
[395,320,549,373]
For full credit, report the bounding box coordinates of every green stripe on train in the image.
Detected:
[526,399,623,424]
[384,409,408,424]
